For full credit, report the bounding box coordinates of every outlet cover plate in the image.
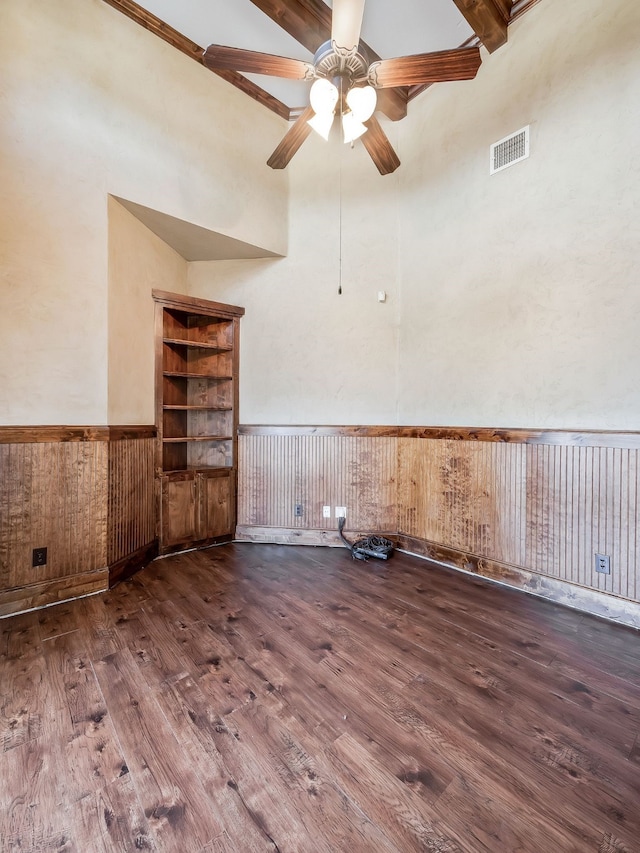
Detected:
[322,505,331,518]
[335,506,347,518]
[595,553,611,575]
[33,547,47,567]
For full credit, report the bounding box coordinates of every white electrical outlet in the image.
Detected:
[322,505,331,518]
[335,506,347,518]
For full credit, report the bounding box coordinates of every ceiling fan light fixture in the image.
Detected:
[342,111,367,144]
[346,85,377,122]
[308,110,335,141]
[309,78,339,116]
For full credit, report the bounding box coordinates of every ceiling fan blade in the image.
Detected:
[361,116,400,176]
[331,0,366,53]
[267,106,315,169]
[203,44,315,80]
[368,47,481,88]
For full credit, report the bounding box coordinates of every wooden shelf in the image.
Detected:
[163,405,232,411]
[163,435,232,443]
[163,371,233,380]
[155,292,243,552]
[163,337,233,352]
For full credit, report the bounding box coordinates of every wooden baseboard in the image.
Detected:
[236,526,344,547]
[397,535,640,631]
[1,540,158,616]
[108,540,158,588]
[159,533,234,557]
[0,569,109,619]
[235,525,393,548]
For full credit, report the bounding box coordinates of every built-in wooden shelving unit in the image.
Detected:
[153,290,244,554]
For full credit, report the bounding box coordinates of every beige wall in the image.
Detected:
[2,0,638,430]
[192,0,640,430]
[0,0,287,425]
[107,198,188,424]
[396,0,640,428]
[188,133,402,425]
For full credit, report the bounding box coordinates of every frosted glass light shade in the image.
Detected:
[308,111,335,141]
[342,111,367,144]
[310,78,339,115]
[346,85,377,122]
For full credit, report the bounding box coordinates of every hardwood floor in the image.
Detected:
[1,543,639,852]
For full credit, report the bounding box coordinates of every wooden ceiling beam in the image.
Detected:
[101,0,290,119]
[249,0,408,120]
[250,0,332,52]
[451,0,510,53]
[492,0,514,22]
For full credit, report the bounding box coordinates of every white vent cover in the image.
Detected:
[490,126,530,174]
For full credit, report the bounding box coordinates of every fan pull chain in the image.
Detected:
[338,83,343,296]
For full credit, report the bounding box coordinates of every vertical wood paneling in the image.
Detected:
[524,445,640,599]
[0,432,156,614]
[238,429,640,606]
[6,428,634,612]
[238,435,397,532]
[398,438,640,603]
[107,437,156,565]
[397,438,527,566]
[0,441,108,590]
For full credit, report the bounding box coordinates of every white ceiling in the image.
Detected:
[134,0,474,108]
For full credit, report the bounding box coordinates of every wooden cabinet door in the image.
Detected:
[161,474,197,549]
[198,471,234,540]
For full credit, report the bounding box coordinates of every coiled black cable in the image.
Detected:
[338,516,394,561]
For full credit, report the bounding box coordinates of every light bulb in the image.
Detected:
[309,78,339,116]
[342,111,367,144]
[346,85,377,122]
[308,111,335,141]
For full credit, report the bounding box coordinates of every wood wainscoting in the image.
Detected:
[107,428,158,586]
[3,423,640,626]
[237,425,640,627]
[237,428,398,542]
[0,426,157,617]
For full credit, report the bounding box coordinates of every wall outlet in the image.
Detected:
[322,505,331,518]
[595,553,611,575]
[335,506,347,518]
[295,504,303,517]
[33,547,47,567]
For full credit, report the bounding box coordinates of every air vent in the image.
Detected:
[490,126,530,174]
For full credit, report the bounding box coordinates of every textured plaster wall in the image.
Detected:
[396,0,640,428]
[1,0,638,430]
[190,0,639,429]
[188,132,402,425]
[0,0,287,425]
[108,198,188,425]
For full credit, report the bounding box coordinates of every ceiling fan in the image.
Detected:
[203,0,481,176]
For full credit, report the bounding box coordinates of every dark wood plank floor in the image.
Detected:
[1,544,640,852]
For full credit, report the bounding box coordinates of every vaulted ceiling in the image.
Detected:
[102,0,539,120]
[101,0,540,174]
